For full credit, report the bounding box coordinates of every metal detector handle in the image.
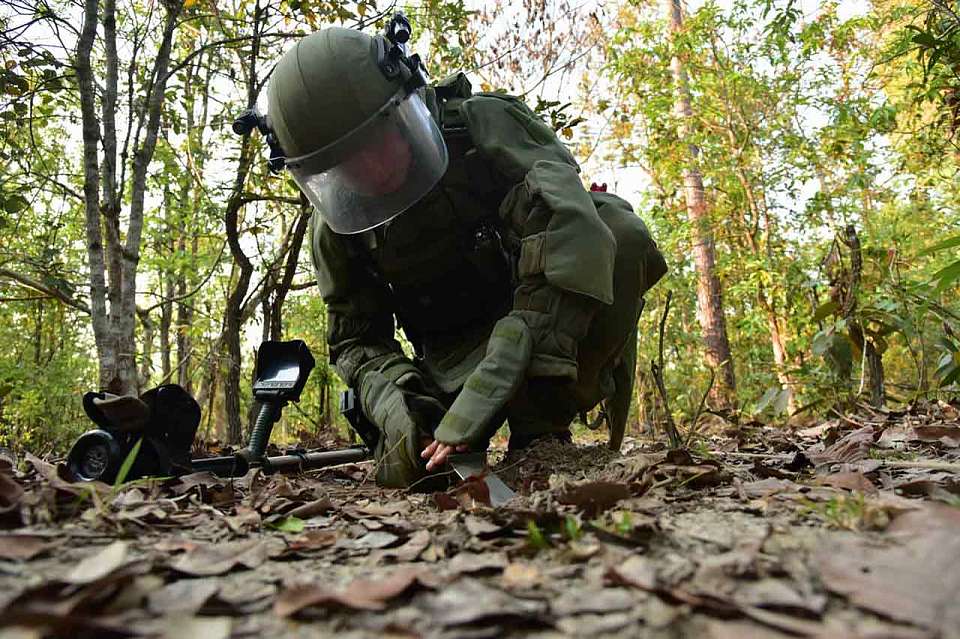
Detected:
[245,400,284,461]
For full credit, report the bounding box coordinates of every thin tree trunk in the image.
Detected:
[119,1,183,395]
[138,309,154,388]
[75,0,183,396]
[841,225,885,407]
[223,0,264,444]
[663,0,736,408]
[76,0,114,392]
[269,201,312,340]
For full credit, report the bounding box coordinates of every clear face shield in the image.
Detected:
[285,91,448,234]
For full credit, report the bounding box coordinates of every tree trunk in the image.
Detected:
[269,202,312,340]
[160,201,174,382]
[841,225,885,407]
[76,0,114,392]
[75,0,183,396]
[222,0,264,444]
[663,0,736,408]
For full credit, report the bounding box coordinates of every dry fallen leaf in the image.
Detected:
[377,529,430,562]
[607,555,657,590]
[168,539,278,576]
[420,577,546,627]
[501,562,541,590]
[557,481,632,517]
[274,566,433,617]
[448,551,509,575]
[66,541,131,584]
[148,577,220,615]
[817,504,960,636]
[0,535,54,561]
[815,471,878,494]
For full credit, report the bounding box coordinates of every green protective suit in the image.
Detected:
[310,73,667,487]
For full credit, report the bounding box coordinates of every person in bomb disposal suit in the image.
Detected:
[254,16,666,487]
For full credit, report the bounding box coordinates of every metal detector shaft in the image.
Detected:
[262,447,369,474]
[191,446,369,478]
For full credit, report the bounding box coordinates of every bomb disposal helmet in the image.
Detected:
[266,21,447,234]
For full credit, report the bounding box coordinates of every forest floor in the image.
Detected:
[1,402,960,638]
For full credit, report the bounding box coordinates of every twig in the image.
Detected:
[651,291,683,449]
[685,366,716,447]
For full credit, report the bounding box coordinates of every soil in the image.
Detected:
[1,401,959,638]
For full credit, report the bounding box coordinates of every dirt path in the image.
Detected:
[1,403,959,638]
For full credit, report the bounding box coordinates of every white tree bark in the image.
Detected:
[75,0,183,395]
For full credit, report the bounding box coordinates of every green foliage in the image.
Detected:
[267,516,306,533]
[525,520,550,551]
[113,438,143,488]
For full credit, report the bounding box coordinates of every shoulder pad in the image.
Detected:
[434,72,472,100]
[461,94,579,183]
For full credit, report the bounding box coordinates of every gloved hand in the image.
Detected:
[358,356,447,488]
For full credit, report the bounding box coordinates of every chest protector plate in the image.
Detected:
[353,76,514,353]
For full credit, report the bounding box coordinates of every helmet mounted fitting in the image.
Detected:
[235,12,428,175]
[232,108,286,173]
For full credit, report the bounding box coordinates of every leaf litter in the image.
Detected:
[1,401,959,637]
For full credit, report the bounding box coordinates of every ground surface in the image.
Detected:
[1,402,960,638]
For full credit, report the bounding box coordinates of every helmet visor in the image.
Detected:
[286,92,448,234]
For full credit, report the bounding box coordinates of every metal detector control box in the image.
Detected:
[252,340,315,402]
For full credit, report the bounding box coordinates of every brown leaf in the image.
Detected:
[0,534,54,560]
[501,562,541,590]
[817,504,960,635]
[355,501,409,517]
[274,567,432,617]
[0,472,24,514]
[347,531,399,550]
[557,481,631,517]
[464,515,502,537]
[378,529,431,562]
[66,541,132,584]
[454,476,492,509]
[733,579,826,615]
[433,492,460,511]
[809,426,874,464]
[286,529,339,553]
[286,497,334,519]
[551,588,636,616]
[420,577,545,626]
[815,471,878,494]
[224,505,261,534]
[448,551,509,575]
[912,424,960,447]
[148,578,220,615]
[607,555,657,590]
[168,539,277,576]
[738,478,802,499]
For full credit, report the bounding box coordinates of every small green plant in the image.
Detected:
[615,510,633,536]
[112,438,142,489]
[526,520,550,551]
[804,493,881,530]
[563,515,583,541]
[267,516,305,533]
